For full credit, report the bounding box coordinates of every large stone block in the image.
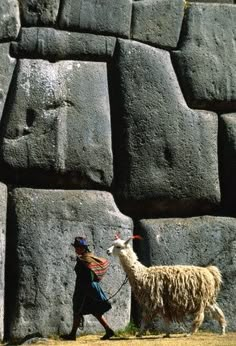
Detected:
[136,216,236,331]
[1,59,113,188]
[132,0,185,49]
[10,28,116,61]
[172,4,236,111]
[5,189,133,341]
[0,183,7,341]
[0,44,16,122]
[112,39,220,217]
[0,0,20,41]
[19,0,60,26]
[219,113,236,213]
[59,0,132,38]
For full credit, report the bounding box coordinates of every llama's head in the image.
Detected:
[107,234,142,257]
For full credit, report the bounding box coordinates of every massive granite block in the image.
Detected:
[132,0,185,49]
[6,189,133,341]
[59,0,132,38]
[112,39,220,217]
[10,28,116,61]
[19,0,60,26]
[136,216,236,331]
[219,113,236,213]
[1,59,113,188]
[0,0,20,41]
[0,183,7,341]
[0,44,16,122]
[172,3,236,111]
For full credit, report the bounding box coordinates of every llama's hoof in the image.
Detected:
[163,334,171,338]
[136,332,143,338]
[220,327,226,336]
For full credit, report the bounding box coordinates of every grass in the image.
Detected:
[116,321,139,337]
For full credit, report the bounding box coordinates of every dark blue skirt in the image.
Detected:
[73,281,112,316]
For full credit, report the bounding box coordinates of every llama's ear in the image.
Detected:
[132,235,143,240]
[124,237,132,245]
[124,235,143,245]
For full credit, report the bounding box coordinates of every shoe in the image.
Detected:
[60,334,76,341]
[100,329,115,340]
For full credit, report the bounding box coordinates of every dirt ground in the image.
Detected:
[23,332,236,346]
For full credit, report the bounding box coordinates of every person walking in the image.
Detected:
[61,236,114,341]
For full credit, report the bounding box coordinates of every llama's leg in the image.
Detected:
[208,304,227,335]
[136,313,149,337]
[163,318,171,338]
[190,309,205,335]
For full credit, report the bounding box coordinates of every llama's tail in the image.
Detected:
[207,266,222,295]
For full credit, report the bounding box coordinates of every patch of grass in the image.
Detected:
[116,321,139,337]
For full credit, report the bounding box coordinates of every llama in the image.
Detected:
[107,235,226,337]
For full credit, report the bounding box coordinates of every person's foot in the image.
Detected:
[60,334,76,341]
[100,329,115,340]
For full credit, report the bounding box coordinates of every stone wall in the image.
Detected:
[0,0,236,342]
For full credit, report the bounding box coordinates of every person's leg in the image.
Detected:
[93,314,115,340]
[61,313,83,340]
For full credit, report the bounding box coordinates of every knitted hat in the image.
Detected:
[71,236,88,248]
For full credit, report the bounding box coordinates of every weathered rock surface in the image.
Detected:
[59,0,132,38]
[19,0,60,26]
[6,189,133,341]
[172,3,236,111]
[136,216,236,332]
[10,28,116,61]
[0,183,7,341]
[132,0,185,48]
[112,39,220,217]
[0,44,16,122]
[0,0,20,41]
[219,113,236,213]
[1,59,113,188]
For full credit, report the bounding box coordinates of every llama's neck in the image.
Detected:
[118,246,146,281]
